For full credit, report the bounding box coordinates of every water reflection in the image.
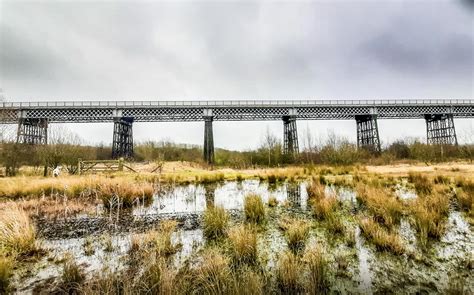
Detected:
[133,180,309,216]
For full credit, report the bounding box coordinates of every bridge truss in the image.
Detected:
[1,99,473,163]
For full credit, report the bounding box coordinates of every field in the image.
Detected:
[0,161,472,294]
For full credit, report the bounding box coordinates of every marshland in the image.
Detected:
[0,152,473,294]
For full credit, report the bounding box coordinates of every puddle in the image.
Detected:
[134,180,309,216]
[355,226,373,294]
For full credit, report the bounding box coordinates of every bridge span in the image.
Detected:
[1,99,473,163]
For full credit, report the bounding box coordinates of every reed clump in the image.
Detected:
[306,179,325,200]
[356,185,404,228]
[303,245,329,294]
[227,225,258,265]
[311,196,338,220]
[244,194,266,224]
[408,172,433,196]
[276,251,303,294]
[0,254,14,294]
[60,256,86,294]
[359,217,404,254]
[279,217,311,253]
[0,203,37,256]
[454,189,473,216]
[100,181,154,208]
[410,193,449,247]
[139,257,176,294]
[203,206,229,239]
[192,248,232,295]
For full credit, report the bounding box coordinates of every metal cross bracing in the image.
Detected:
[425,114,458,145]
[356,115,381,152]
[2,99,472,161]
[283,115,299,156]
[112,117,134,159]
[16,118,48,144]
[1,99,472,123]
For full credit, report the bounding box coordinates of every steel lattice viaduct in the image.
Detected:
[1,99,472,164]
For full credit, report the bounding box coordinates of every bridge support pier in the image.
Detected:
[112,117,134,159]
[355,114,381,152]
[17,118,48,144]
[425,114,457,145]
[203,116,215,164]
[283,115,299,156]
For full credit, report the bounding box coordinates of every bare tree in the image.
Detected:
[261,127,279,166]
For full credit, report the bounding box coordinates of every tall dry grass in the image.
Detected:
[356,185,404,228]
[203,206,229,239]
[0,176,154,207]
[276,251,303,294]
[408,172,433,196]
[279,217,311,253]
[0,203,37,256]
[227,225,258,265]
[409,193,449,247]
[244,194,266,224]
[359,217,404,254]
[303,245,329,294]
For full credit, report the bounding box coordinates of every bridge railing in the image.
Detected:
[1,99,473,108]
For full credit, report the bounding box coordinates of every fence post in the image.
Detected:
[119,158,124,171]
[78,158,82,175]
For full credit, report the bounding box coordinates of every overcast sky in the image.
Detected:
[1,0,473,149]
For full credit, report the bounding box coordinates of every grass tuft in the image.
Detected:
[276,251,303,294]
[244,194,266,224]
[203,206,229,240]
[60,256,86,293]
[359,217,404,254]
[303,245,329,294]
[227,225,258,265]
[0,203,37,256]
[0,254,14,293]
[408,172,433,196]
[279,217,311,253]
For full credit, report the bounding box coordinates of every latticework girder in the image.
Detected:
[16,118,48,144]
[112,117,134,159]
[283,115,299,156]
[425,114,457,145]
[356,115,381,152]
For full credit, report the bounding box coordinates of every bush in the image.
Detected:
[203,206,229,239]
[244,194,265,224]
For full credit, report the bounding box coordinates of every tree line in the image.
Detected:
[0,127,473,176]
